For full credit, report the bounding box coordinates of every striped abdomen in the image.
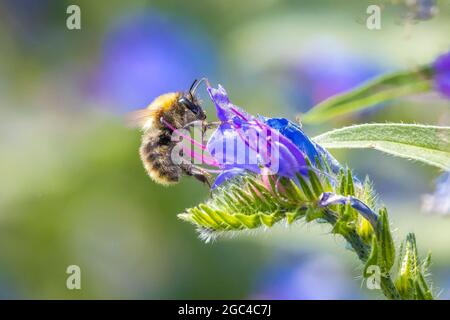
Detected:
[139,130,181,185]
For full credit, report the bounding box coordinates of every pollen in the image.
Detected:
[148,92,179,112]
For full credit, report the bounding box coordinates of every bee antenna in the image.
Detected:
[189,79,198,96]
[189,77,209,98]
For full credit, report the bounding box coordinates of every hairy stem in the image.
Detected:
[323,209,401,300]
[182,172,433,299]
[380,275,401,300]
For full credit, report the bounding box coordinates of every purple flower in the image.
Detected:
[90,11,216,112]
[433,51,450,98]
[404,0,438,21]
[252,253,360,300]
[319,193,378,228]
[205,84,339,188]
[263,117,342,175]
[290,39,383,112]
[422,172,450,215]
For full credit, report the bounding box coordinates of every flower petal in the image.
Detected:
[263,117,342,174]
[211,168,246,189]
[263,117,320,162]
[318,192,378,228]
[206,122,263,174]
[207,85,252,122]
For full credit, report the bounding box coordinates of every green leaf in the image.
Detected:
[313,123,450,170]
[302,66,433,123]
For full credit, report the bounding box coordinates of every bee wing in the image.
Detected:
[124,108,154,128]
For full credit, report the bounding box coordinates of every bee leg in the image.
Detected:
[182,120,204,130]
[182,120,221,131]
[180,163,212,187]
[203,121,221,129]
[200,121,222,134]
[181,120,220,147]
[193,173,211,188]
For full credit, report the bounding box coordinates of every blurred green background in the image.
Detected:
[0,0,449,299]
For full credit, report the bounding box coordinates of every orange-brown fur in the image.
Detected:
[139,92,203,185]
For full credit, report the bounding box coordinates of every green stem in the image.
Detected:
[323,209,401,300]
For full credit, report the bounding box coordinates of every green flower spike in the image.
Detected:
[176,83,437,300]
[179,161,435,300]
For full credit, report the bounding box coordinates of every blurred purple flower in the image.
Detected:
[91,11,216,112]
[252,253,360,300]
[404,0,438,21]
[433,51,450,98]
[290,39,383,112]
[206,84,340,188]
[422,172,450,215]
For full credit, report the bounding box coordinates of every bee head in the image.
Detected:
[179,96,206,120]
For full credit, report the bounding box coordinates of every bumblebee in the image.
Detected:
[127,79,211,186]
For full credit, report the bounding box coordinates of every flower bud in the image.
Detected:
[395,233,433,300]
[357,215,374,244]
[375,208,395,272]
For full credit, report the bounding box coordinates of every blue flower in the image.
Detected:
[263,117,342,175]
[205,84,340,188]
[422,172,450,215]
[434,51,450,98]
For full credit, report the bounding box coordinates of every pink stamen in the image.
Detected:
[235,121,276,168]
[161,118,207,150]
[252,119,274,158]
[231,123,257,153]
[231,122,277,172]
[230,107,249,122]
[181,146,219,167]
[249,118,265,131]
[160,118,219,167]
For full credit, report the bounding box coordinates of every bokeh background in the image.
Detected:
[0,0,449,299]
